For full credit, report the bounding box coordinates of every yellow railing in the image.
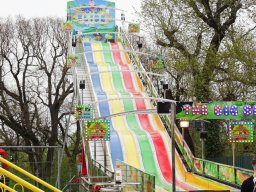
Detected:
[0,157,61,192]
[0,180,17,192]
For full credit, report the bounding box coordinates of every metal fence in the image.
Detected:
[0,146,61,191]
[87,157,114,183]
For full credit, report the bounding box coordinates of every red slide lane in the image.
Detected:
[110,43,195,191]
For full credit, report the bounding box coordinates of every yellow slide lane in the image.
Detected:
[91,42,141,169]
[119,43,233,191]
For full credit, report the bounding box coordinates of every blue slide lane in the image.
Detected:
[83,42,123,165]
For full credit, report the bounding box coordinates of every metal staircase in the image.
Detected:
[74,40,113,171]
[88,140,111,169]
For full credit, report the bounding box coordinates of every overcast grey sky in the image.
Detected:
[0,0,141,19]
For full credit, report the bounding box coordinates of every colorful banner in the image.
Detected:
[229,121,253,143]
[194,159,204,174]
[204,160,218,178]
[173,123,194,170]
[83,119,110,141]
[128,23,140,33]
[236,169,253,185]
[67,54,79,67]
[67,0,116,34]
[176,101,256,120]
[218,165,235,183]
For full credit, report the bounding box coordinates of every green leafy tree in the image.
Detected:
[140,0,256,157]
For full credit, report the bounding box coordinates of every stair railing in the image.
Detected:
[0,157,61,192]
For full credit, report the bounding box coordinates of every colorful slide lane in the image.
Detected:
[82,41,234,191]
[101,42,171,191]
[110,42,198,191]
[84,42,123,163]
[117,42,235,191]
[90,42,142,169]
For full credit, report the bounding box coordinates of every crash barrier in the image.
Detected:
[193,158,253,187]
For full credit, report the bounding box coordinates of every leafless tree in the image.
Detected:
[0,16,78,178]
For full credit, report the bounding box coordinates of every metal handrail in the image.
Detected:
[0,157,61,192]
[119,29,159,99]
[0,180,17,192]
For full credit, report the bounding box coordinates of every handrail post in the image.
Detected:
[171,103,176,192]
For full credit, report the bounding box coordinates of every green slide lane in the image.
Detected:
[124,96,170,190]
[101,42,170,190]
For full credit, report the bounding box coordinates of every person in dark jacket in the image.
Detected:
[241,155,256,192]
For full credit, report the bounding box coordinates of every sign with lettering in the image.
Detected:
[83,119,110,141]
[176,101,256,120]
[67,0,115,33]
[75,104,93,119]
[229,121,253,143]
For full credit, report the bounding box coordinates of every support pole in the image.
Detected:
[229,120,236,167]
[171,103,176,192]
[81,90,83,104]
[182,127,185,153]
[232,142,235,167]
[57,147,61,188]
[104,141,107,169]
[201,139,205,160]
[94,140,96,160]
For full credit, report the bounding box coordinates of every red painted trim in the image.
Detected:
[81,143,87,176]
[0,149,8,170]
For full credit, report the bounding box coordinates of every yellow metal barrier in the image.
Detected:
[0,181,17,192]
[0,167,43,192]
[0,157,62,192]
[13,183,25,192]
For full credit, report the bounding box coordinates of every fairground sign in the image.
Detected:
[229,121,253,143]
[67,0,116,33]
[83,119,110,141]
[176,101,256,120]
[75,104,93,120]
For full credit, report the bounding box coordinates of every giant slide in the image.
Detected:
[82,41,234,191]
